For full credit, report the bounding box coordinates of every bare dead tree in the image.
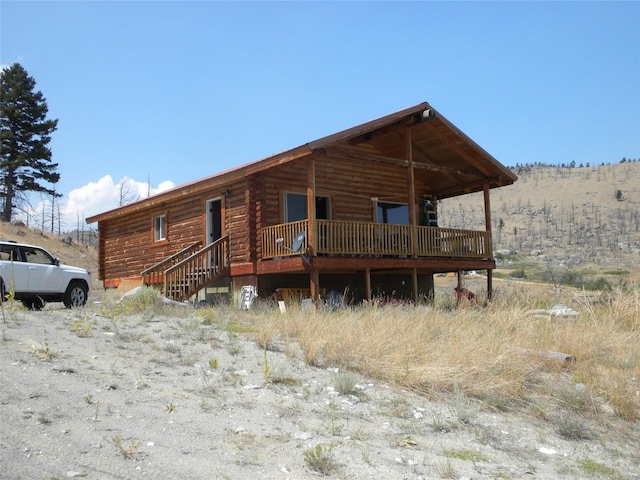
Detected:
[118,178,140,207]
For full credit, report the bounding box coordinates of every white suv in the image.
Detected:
[0,240,91,310]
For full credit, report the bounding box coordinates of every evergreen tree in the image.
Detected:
[1,63,60,222]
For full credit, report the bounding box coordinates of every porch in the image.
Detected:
[261,219,491,260]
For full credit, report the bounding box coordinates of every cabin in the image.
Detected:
[86,102,517,305]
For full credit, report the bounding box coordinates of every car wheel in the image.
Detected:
[64,281,88,308]
[22,298,45,310]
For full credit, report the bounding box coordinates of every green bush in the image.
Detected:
[100,286,165,318]
[583,277,612,291]
[510,269,527,278]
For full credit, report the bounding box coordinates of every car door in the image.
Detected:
[0,244,29,292]
[20,246,64,293]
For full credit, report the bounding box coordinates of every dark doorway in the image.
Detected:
[207,198,222,244]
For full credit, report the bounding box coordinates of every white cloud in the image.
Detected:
[18,175,175,230]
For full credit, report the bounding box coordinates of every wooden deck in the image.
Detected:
[262,220,491,260]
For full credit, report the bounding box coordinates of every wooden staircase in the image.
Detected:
[141,236,229,301]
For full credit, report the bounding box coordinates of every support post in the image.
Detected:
[310,268,320,306]
[412,267,418,302]
[483,181,493,300]
[405,127,418,258]
[487,269,493,301]
[307,156,316,255]
[365,267,371,301]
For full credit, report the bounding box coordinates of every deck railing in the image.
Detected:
[261,220,309,258]
[317,221,412,256]
[262,220,490,260]
[416,226,489,258]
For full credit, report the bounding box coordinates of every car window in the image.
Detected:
[0,245,21,261]
[21,247,56,265]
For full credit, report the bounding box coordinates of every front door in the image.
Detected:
[206,198,222,245]
[206,198,223,269]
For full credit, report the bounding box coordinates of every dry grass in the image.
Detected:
[254,287,639,422]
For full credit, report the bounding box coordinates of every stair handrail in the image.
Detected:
[164,235,229,301]
[141,241,202,287]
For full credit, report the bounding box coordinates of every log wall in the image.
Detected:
[98,179,250,282]
[97,152,438,283]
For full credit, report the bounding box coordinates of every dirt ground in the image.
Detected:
[1,299,639,480]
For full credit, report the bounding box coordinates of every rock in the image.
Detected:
[549,304,579,317]
[538,447,557,455]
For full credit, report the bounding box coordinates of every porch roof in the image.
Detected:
[87,102,517,224]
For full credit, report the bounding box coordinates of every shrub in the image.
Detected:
[555,412,593,440]
[332,369,360,395]
[303,443,336,475]
[100,286,166,318]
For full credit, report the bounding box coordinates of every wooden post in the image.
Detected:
[483,181,493,300]
[405,127,418,258]
[412,267,418,302]
[365,267,371,301]
[307,156,316,255]
[487,269,493,301]
[310,268,320,306]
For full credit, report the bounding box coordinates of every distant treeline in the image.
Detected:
[510,158,640,173]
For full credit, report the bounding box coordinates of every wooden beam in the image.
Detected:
[365,267,371,301]
[405,127,418,259]
[426,123,494,177]
[487,269,493,301]
[230,262,257,276]
[256,257,307,274]
[412,267,418,302]
[436,176,506,199]
[307,156,316,255]
[483,181,493,251]
[311,256,496,272]
[310,268,320,305]
[483,182,493,300]
[324,145,478,176]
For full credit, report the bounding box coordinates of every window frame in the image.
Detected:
[152,213,168,244]
[376,201,409,225]
[284,191,331,222]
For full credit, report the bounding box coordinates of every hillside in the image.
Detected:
[440,162,640,285]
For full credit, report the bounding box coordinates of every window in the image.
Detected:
[284,192,330,222]
[153,214,166,242]
[377,202,409,225]
[285,193,307,222]
[0,244,20,261]
[22,247,56,265]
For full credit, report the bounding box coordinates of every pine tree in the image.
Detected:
[1,63,60,222]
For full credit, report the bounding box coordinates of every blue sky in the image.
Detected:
[1,1,639,228]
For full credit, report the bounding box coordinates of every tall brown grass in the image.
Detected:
[254,286,639,421]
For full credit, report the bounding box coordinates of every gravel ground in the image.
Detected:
[1,302,638,480]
